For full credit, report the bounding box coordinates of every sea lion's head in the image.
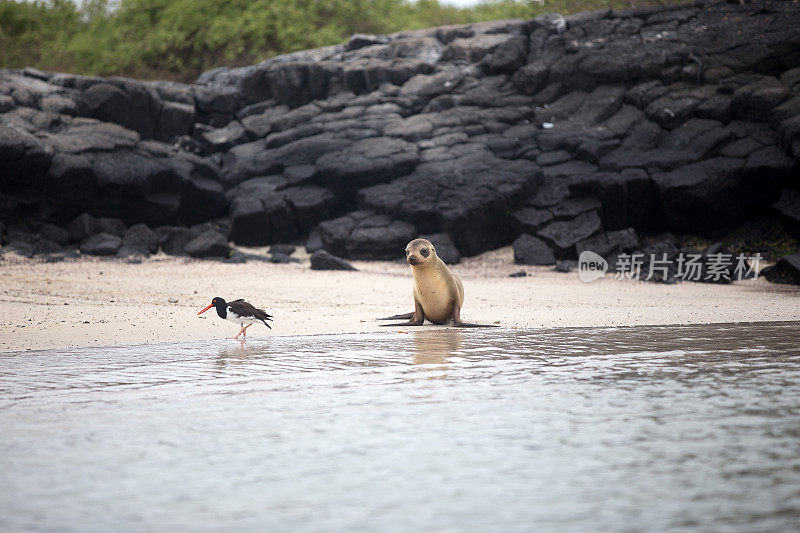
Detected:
[405,238,437,268]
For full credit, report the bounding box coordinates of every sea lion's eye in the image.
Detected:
[420,248,429,257]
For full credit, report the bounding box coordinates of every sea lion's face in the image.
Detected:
[405,239,436,268]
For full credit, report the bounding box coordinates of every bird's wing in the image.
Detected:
[229,299,272,320]
[228,299,257,316]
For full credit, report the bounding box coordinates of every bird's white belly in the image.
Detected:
[226,311,252,324]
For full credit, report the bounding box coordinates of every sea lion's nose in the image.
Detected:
[407,255,420,266]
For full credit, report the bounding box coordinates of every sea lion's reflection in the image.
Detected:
[209,331,464,371]
[412,329,463,366]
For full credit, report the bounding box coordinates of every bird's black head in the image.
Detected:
[198,297,227,317]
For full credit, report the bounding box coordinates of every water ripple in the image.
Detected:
[0,322,799,532]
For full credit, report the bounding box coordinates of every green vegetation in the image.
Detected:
[1,0,673,81]
[679,218,800,260]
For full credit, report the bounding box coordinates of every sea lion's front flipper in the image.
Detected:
[380,301,425,326]
[377,312,415,321]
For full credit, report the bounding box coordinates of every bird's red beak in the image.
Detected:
[197,303,213,315]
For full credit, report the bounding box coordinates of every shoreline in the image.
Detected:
[2,246,799,353]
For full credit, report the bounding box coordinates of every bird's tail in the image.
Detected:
[258,313,273,329]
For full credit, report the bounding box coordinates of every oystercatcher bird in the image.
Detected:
[197,297,273,339]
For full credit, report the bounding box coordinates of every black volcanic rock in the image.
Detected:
[156,225,192,256]
[512,207,554,234]
[194,84,240,115]
[744,145,794,185]
[1,128,52,187]
[39,224,70,246]
[692,242,740,285]
[69,213,100,242]
[576,228,639,258]
[2,1,800,262]
[318,210,416,260]
[513,234,556,265]
[84,83,130,126]
[155,101,195,143]
[773,189,800,228]
[116,244,148,259]
[513,61,549,95]
[2,241,34,258]
[184,229,230,258]
[178,173,227,225]
[348,34,390,51]
[97,217,127,237]
[762,254,800,285]
[122,223,159,254]
[240,104,289,138]
[637,239,681,283]
[536,150,572,166]
[652,157,747,234]
[223,134,350,186]
[197,121,249,154]
[80,233,121,256]
[731,78,789,121]
[305,227,324,254]
[228,184,336,246]
[537,211,602,258]
[269,244,296,256]
[772,95,800,125]
[46,119,140,154]
[269,252,299,264]
[284,186,338,233]
[554,260,577,273]
[600,118,733,172]
[225,250,260,263]
[359,149,539,255]
[482,35,527,74]
[5,229,37,245]
[310,250,357,271]
[229,197,270,246]
[316,137,420,193]
[32,238,64,255]
[550,197,602,220]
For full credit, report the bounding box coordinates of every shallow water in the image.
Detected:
[1,322,800,532]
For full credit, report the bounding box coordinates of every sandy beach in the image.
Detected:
[0,246,798,353]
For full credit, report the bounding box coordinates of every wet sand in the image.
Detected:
[1,246,799,352]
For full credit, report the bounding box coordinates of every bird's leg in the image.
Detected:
[229,324,245,339]
[242,324,252,338]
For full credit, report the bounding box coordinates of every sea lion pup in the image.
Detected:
[379,238,499,328]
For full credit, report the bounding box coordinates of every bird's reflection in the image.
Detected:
[412,329,463,366]
[215,339,259,368]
